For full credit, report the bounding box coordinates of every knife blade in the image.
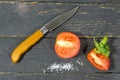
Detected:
[11,7,79,63]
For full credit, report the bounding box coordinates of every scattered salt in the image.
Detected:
[45,59,84,72]
[47,62,75,72]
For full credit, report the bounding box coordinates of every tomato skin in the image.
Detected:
[87,49,110,71]
[55,32,80,59]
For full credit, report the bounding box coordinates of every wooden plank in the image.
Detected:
[0,3,119,37]
[0,0,119,3]
[0,72,120,80]
[0,73,45,80]
[45,73,120,80]
[0,37,119,73]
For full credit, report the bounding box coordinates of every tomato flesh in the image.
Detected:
[87,49,110,71]
[55,32,80,58]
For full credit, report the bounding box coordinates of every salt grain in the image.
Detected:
[76,59,84,66]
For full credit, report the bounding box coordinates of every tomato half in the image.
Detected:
[87,49,110,71]
[54,32,80,58]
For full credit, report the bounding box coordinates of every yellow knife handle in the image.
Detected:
[11,30,44,63]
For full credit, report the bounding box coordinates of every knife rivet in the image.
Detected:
[40,26,48,34]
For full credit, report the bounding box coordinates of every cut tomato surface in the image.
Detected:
[54,32,80,58]
[87,49,110,70]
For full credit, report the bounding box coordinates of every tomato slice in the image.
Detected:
[54,32,80,58]
[87,49,110,70]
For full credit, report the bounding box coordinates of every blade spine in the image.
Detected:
[42,7,79,32]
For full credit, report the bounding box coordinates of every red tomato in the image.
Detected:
[87,36,111,71]
[87,49,110,71]
[54,32,80,58]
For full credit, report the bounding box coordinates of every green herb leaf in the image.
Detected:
[93,36,110,57]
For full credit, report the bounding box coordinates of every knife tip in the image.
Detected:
[75,6,80,11]
[73,6,79,13]
[75,6,79,10]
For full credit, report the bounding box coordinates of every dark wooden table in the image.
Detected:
[0,0,120,80]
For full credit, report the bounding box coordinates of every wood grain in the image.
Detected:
[0,72,120,80]
[0,0,119,3]
[0,3,119,37]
